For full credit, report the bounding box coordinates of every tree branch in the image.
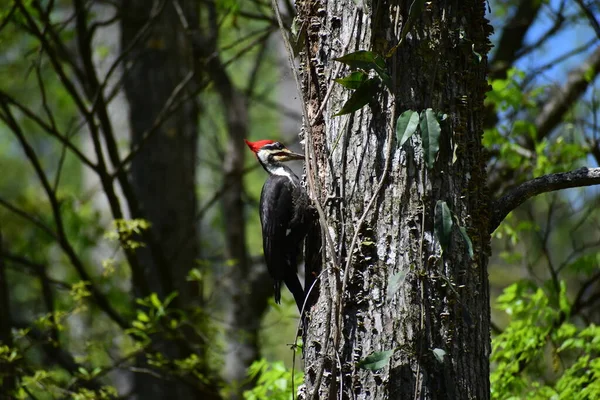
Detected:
[490,167,600,233]
[535,45,600,139]
[0,100,129,331]
[574,0,600,39]
[489,0,543,81]
[13,320,105,392]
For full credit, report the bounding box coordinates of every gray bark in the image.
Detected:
[297,1,492,398]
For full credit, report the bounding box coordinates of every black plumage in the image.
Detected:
[259,173,310,311]
[244,139,312,312]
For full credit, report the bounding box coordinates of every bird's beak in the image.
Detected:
[273,148,304,162]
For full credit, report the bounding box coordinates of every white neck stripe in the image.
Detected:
[271,165,296,184]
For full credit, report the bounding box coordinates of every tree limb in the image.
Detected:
[574,0,600,39]
[488,46,600,198]
[535,45,600,139]
[489,0,543,81]
[0,100,129,331]
[490,167,600,233]
[12,320,105,392]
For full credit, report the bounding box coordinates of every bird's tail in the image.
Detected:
[273,281,282,304]
[284,273,305,313]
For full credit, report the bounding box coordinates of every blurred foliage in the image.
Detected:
[243,358,303,400]
[491,279,600,400]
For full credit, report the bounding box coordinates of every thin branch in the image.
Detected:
[522,37,599,89]
[2,252,72,290]
[0,100,129,330]
[245,38,269,98]
[490,167,600,233]
[574,0,600,39]
[489,0,543,80]
[13,320,104,391]
[0,92,97,171]
[111,71,198,177]
[535,45,600,139]
[0,2,16,32]
[0,197,57,240]
[514,7,565,60]
[91,0,167,117]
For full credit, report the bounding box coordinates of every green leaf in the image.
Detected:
[335,50,385,70]
[357,350,394,371]
[334,78,379,116]
[163,291,179,308]
[374,67,393,90]
[396,110,420,147]
[434,200,453,252]
[334,71,368,89]
[458,226,474,259]
[150,293,161,309]
[386,271,407,302]
[432,348,446,363]
[137,311,150,322]
[334,50,392,90]
[420,108,441,168]
[558,281,571,317]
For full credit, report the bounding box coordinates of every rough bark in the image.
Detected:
[120,2,208,399]
[297,1,492,398]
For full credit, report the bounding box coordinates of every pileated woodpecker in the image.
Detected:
[245,139,311,312]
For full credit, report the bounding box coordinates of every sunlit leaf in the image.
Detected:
[357,350,394,371]
[432,348,446,363]
[334,71,368,89]
[396,110,420,147]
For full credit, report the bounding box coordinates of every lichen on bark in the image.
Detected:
[297,1,493,399]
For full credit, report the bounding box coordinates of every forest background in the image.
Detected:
[1,0,600,399]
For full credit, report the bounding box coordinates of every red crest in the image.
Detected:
[244,139,275,153]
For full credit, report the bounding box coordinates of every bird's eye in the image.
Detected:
[273,142,284,150]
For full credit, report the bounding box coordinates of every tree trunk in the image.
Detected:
[120,2,207,399]
[298,1,493,398]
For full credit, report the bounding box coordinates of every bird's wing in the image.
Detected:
[259,175,295,283]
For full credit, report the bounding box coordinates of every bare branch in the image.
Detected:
[0,3,16,32]
[2,252,72,290]
[12,320,105,391]
[0,92,97,171]
[0,100,129,330]
[489,0,543,80]
[0,197,57,239]
[535,46,600,139]
[514,7,565,60]
[490,167,600,233]
[574,0,600,39]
